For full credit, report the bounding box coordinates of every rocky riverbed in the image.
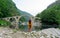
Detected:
[0,27,60,38]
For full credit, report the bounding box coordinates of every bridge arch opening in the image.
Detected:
[9,18,16,22]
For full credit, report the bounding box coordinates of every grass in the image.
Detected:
[0,20,11,27]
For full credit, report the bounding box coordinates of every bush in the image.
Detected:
[0,20,11,27]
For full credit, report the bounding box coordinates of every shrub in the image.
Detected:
[0,20,11,27]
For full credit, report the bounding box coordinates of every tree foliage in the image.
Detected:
[0,0,20,18]
[19,16,26,22]
[36,0,60,28]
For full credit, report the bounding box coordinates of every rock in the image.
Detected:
[0,37,2,38]
[40,36,45,38]
[0,27,60,38]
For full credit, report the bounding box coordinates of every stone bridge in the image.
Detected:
[0,16,21,29]
[0,15,34,29]
[0,16,41,29]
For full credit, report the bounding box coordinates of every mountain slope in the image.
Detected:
[36,0,60,28]
[18,10,33,21]
[19,10,33,17]
[0,0,20,18]
[47,0,60,8]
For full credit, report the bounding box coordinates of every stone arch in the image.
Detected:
[16,16,19,19]
[9,18,16,22]
[0,16,35,29]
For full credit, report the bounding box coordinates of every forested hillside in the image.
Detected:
[0,0,20,18]
[36,0,60,28]
[0,0,33,20]
[18,10,33,21]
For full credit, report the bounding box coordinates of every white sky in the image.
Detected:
[13,0,56,16]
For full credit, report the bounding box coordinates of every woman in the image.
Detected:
[28,19,32,32]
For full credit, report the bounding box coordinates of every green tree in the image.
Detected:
[0,0,20,18]
[19,16,26,22]
[36,1,60,28]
